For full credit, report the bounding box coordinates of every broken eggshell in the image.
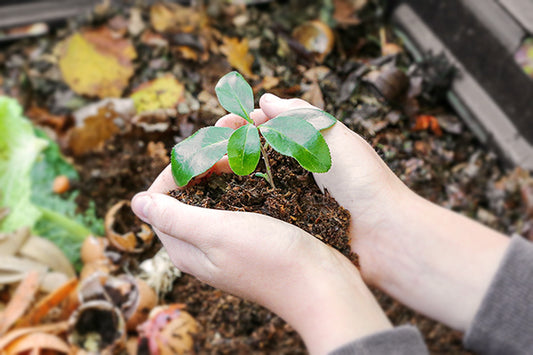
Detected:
[138,304,199,355]
[78,273,157,331]
[80,236,110,265]
[105,200,154,253]
[68,300,126,354]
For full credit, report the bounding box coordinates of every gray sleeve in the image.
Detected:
[328,325,429,355]
[464,234,533,354]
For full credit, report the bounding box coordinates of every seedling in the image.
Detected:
[170,71,336,188]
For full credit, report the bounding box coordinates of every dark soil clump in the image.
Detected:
[169,149,357,265]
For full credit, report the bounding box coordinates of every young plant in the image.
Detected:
[170,71,336,188]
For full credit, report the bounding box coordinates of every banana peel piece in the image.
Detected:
[0,227,31,257]
[0,256,47,284]
[18,236,75,278]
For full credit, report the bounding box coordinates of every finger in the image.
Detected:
[132,191,304,252]
[132,191,249,249]
[154,227,217,280]
[259,93,314,119]
[215,113,248,129]
[147,164,176,194]
[215,109,269,128]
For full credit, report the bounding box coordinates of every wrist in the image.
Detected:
[357,189,510,331]
[279,249,392,355]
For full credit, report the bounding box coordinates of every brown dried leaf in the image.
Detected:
[333,0,362,27]
[69,103,125,156]
[413,115,443,136]
[150,2,205,33]
[220,37,257,79]
[301,81,324,109]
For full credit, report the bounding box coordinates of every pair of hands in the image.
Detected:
[132,94,510,354]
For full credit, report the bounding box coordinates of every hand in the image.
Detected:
[131,192,391,354]
[255,94,510,332]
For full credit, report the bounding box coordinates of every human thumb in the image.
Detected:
[259,93,314,119]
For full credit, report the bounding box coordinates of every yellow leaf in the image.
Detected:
[58,27,136,98]
[130,75,185,113]
[220,37,257,79]
[150,2,205,33]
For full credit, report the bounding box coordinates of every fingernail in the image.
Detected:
[131,192,152,223]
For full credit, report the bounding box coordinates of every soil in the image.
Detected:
[169,149,356,265]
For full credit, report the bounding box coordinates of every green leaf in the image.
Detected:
[228,124,261,175]
[277,108,336,131]
[31,130,104,266]
[259,116,331,173]
[0,97,48,233]
[215,71,254,123]
[0,97,103,269]
[171,126,234,187]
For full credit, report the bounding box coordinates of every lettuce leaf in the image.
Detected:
[0,96,103,267]
[0,96,47,232]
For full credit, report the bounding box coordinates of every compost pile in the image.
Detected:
[1,0,533,354]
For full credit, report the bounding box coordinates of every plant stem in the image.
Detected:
[260,144,276,189]
[37,206,91,243]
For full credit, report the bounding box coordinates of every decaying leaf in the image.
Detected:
[25,106,68,133]
[69,99,135,156]
[0,271,40,335]
[57,27,137,98]
[220,37,257,79]
[150,2,206,34]
[301,67,329,109]
[130,75,185,114]
[333,0,363,27]
[364,66,409,102]
[413,115,443,136]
